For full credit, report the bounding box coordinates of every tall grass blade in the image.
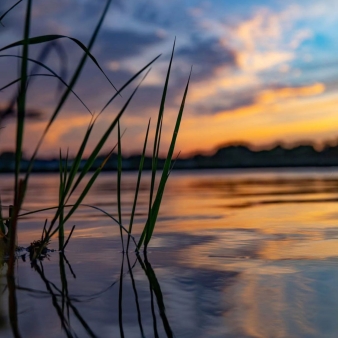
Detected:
[145,40,175,248]
[117,121,124,251]
[7,0,33,278]
[0,0,23,26]
[20,0,113,204]
[126,119,150,252]
[138,67,192,250]
[14,0,32,206]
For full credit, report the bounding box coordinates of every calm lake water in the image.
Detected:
[1,168,338,337]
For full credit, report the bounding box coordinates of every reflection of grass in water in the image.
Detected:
[3,252,173,337]
[0,0,191,267]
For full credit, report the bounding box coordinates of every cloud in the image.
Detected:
[257,83,325,104]
[0,105,45,121]
[96,29,165,63]
[176,37,237,81]
[236,51,294,73]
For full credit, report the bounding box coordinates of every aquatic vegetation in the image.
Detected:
[0,0,191,273]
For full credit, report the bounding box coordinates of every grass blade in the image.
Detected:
[40,219,48,242]
[117,121,124,251]
[0,40,68,125]
[138,67,192,250]
[145,39,176,248]
[17,204,137,247]
[0,0,23,26]
[0,34,118,92]
[14,0,32,207]
[0,71,92,115]
[126,119,150,252]
[0,197,5,235]
[20,0,113,206]
[63,225,75,251]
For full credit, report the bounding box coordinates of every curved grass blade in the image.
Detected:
[0,34,118,92]
[0,71,92,115]
[17,203,138,248]
[27,40,68,94]
[138,67,192,250]
[126,119,150,252]
[0,0,23,27]
[0,40,67,124]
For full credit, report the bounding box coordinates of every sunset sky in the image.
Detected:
[1,0,338,158]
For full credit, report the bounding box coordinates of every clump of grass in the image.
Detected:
[0,0,191,265]
[26,239,51,261]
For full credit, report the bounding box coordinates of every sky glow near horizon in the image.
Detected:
[1,0,338,157]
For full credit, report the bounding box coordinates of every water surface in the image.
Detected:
[1,168,338,337]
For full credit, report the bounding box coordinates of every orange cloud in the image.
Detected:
[236,51,294,72]
[257,83,325,104]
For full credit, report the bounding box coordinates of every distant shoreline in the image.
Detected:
[2,143,338,172]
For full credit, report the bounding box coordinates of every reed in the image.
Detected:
[0,0,191,262]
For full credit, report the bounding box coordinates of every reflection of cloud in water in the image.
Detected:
[224,262,338,337]
[158,267,239,337]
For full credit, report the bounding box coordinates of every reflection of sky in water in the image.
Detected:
[1,169,338,336]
